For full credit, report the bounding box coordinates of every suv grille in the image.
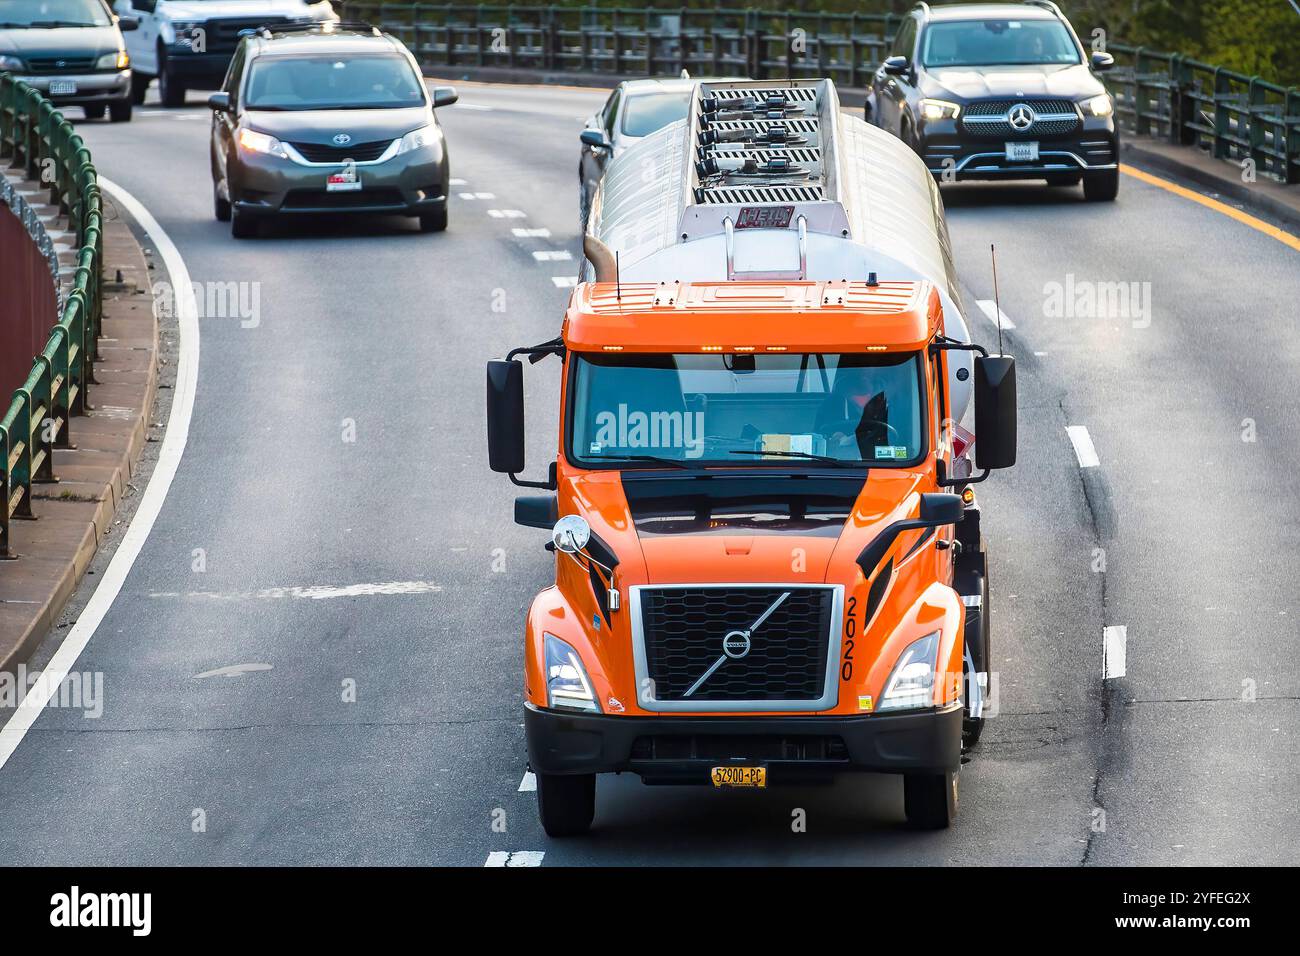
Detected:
[289,139,394,163]
[639,587,833,702]
[962,98,1080,138]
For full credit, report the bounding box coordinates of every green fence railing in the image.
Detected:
[0,74,104,559]
[334,4,1300,185]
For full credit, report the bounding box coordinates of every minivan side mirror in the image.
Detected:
[580,128,612,150]
[432,85,458,108]
[1090,51,1115,72]
[882,55,911,76]
[486,359,526,475]
[117,16,139,31]
[207,91,231,112]
[973,355,1017,470]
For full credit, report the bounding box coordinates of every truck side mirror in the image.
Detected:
[486,359,525,474]
[919,492,964,525]
[974,355,1017,470]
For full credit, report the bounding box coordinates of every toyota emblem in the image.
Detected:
[1008,104,1036,131]
[332,133,352,146]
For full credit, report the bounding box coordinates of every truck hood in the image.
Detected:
[0,26,121,58]
[569,469,929,586]
[243,106,431,144]
[923,63,1103,102]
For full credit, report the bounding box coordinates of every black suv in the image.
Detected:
[866,1,1119,201]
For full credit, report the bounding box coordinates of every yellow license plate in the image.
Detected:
[711,766,767,788]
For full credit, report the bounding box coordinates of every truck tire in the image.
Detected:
[904,769,959,829]
[1083,169,1119,202]
[536,772,595,837]
[158,54,186,107]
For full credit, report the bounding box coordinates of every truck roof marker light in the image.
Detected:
[701,345,723,352]
[867,345,888,352]
[765,346,788,351]
[734,346,756,352]
[602,346,624,351]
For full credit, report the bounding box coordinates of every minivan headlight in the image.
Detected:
[238,128,289,159]
[878,631,941,712]
[920,98,961,121]
[544,633,600,713]
[1083,93,1113,117]
[0,55,26,72]
[396,123,439,155]
[97,50,130,70]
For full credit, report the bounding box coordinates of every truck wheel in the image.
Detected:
[158,56,186,107]
[536,772,595,837]
[1083,169,1119,202]
[130,72,150,105]
[109,97,132,123]
[904,769,959,830]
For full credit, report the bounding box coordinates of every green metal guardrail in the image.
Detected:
[334,3,1300,185]
[0,74,103,559]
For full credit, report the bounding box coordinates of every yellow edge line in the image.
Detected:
[1120,163,1300,253]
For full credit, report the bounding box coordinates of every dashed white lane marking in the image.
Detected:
[518,771,537,792]
[1065,425,1101,468]
[1103,625,1127,679]
[454,103,494,111]
[459,191,496,200]
[485,851,545,867]
[975,299,1017,330]
[512,227,551,238]
[0,176,200,772]
[147,580,443,600]
[193,663,274,679]
[551,276,578,288]
[532,250,572,261]
[449,178,467,186]
[487,209,526,218]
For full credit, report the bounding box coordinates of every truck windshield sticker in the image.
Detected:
[875,445,910,460]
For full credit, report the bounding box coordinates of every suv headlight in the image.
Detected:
[920,98,961,121]
[1082,93,1113,117]
[238,128,289,159]
[396,123,439,155]
[878,631,941,712]
[544,633,600,713]
[96,51,130,70]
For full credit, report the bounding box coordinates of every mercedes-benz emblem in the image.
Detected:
[1008,104,1036,131]
[722,630,752,660]
[332,133,352,146]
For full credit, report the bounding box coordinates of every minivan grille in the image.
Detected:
[290,139,394,163]
[639,587,833,702]
[26,56,98,73]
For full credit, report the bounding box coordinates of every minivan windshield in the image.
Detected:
[0,0,112,27]
[921,19,1081,67]
[570,352,926,467]
[244,54,426,111]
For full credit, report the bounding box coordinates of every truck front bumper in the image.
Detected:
[525,701,963,784]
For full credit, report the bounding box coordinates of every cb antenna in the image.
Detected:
[990,243,1004,357]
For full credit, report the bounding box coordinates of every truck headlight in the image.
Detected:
[0,55,25,72]
[238,128,289,159]
[170,21,202,44]
[920,98,961,121]
[1083,94,1113,117]
[878,631,941,712]
[96,51,130,70]
[396,123,439,155]
[544,633,601,713]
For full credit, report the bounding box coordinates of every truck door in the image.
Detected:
[116,0,155,74]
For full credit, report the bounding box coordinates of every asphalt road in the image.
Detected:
[0,80,1295,865]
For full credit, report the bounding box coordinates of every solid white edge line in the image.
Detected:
[484,850,544,867]
[1103,625,1127,679]
[975,299,1017,330]
[1065,425,1101,469]
[0,176,199,770]
[518,770,537,792]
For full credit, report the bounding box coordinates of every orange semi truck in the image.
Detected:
[486,278,1016,833]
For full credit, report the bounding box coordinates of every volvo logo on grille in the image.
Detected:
[1008,104,1036,131]
[332,133,352,146]
[722,630,751,660]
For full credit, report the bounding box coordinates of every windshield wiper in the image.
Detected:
[587,453,694,469]
[28,20,102,28]
[728,449,861,468]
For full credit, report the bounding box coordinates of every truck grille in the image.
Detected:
[204,17,300,54]
[962,98,1080,138]
[637,586,834,704]
[290,139,394,163]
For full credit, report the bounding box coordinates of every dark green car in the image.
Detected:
[208,23,457,238]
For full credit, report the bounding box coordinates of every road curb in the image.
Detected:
[1122,139,1300,232]
[0,191,159,676]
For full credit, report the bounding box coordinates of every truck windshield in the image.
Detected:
[920,19,1081,67]
[570,352,926,467]
[244,54,426,111]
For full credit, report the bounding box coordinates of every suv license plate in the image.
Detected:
[48,80,78,96]
[711,766,767,788]
[1005,141,1039,162]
